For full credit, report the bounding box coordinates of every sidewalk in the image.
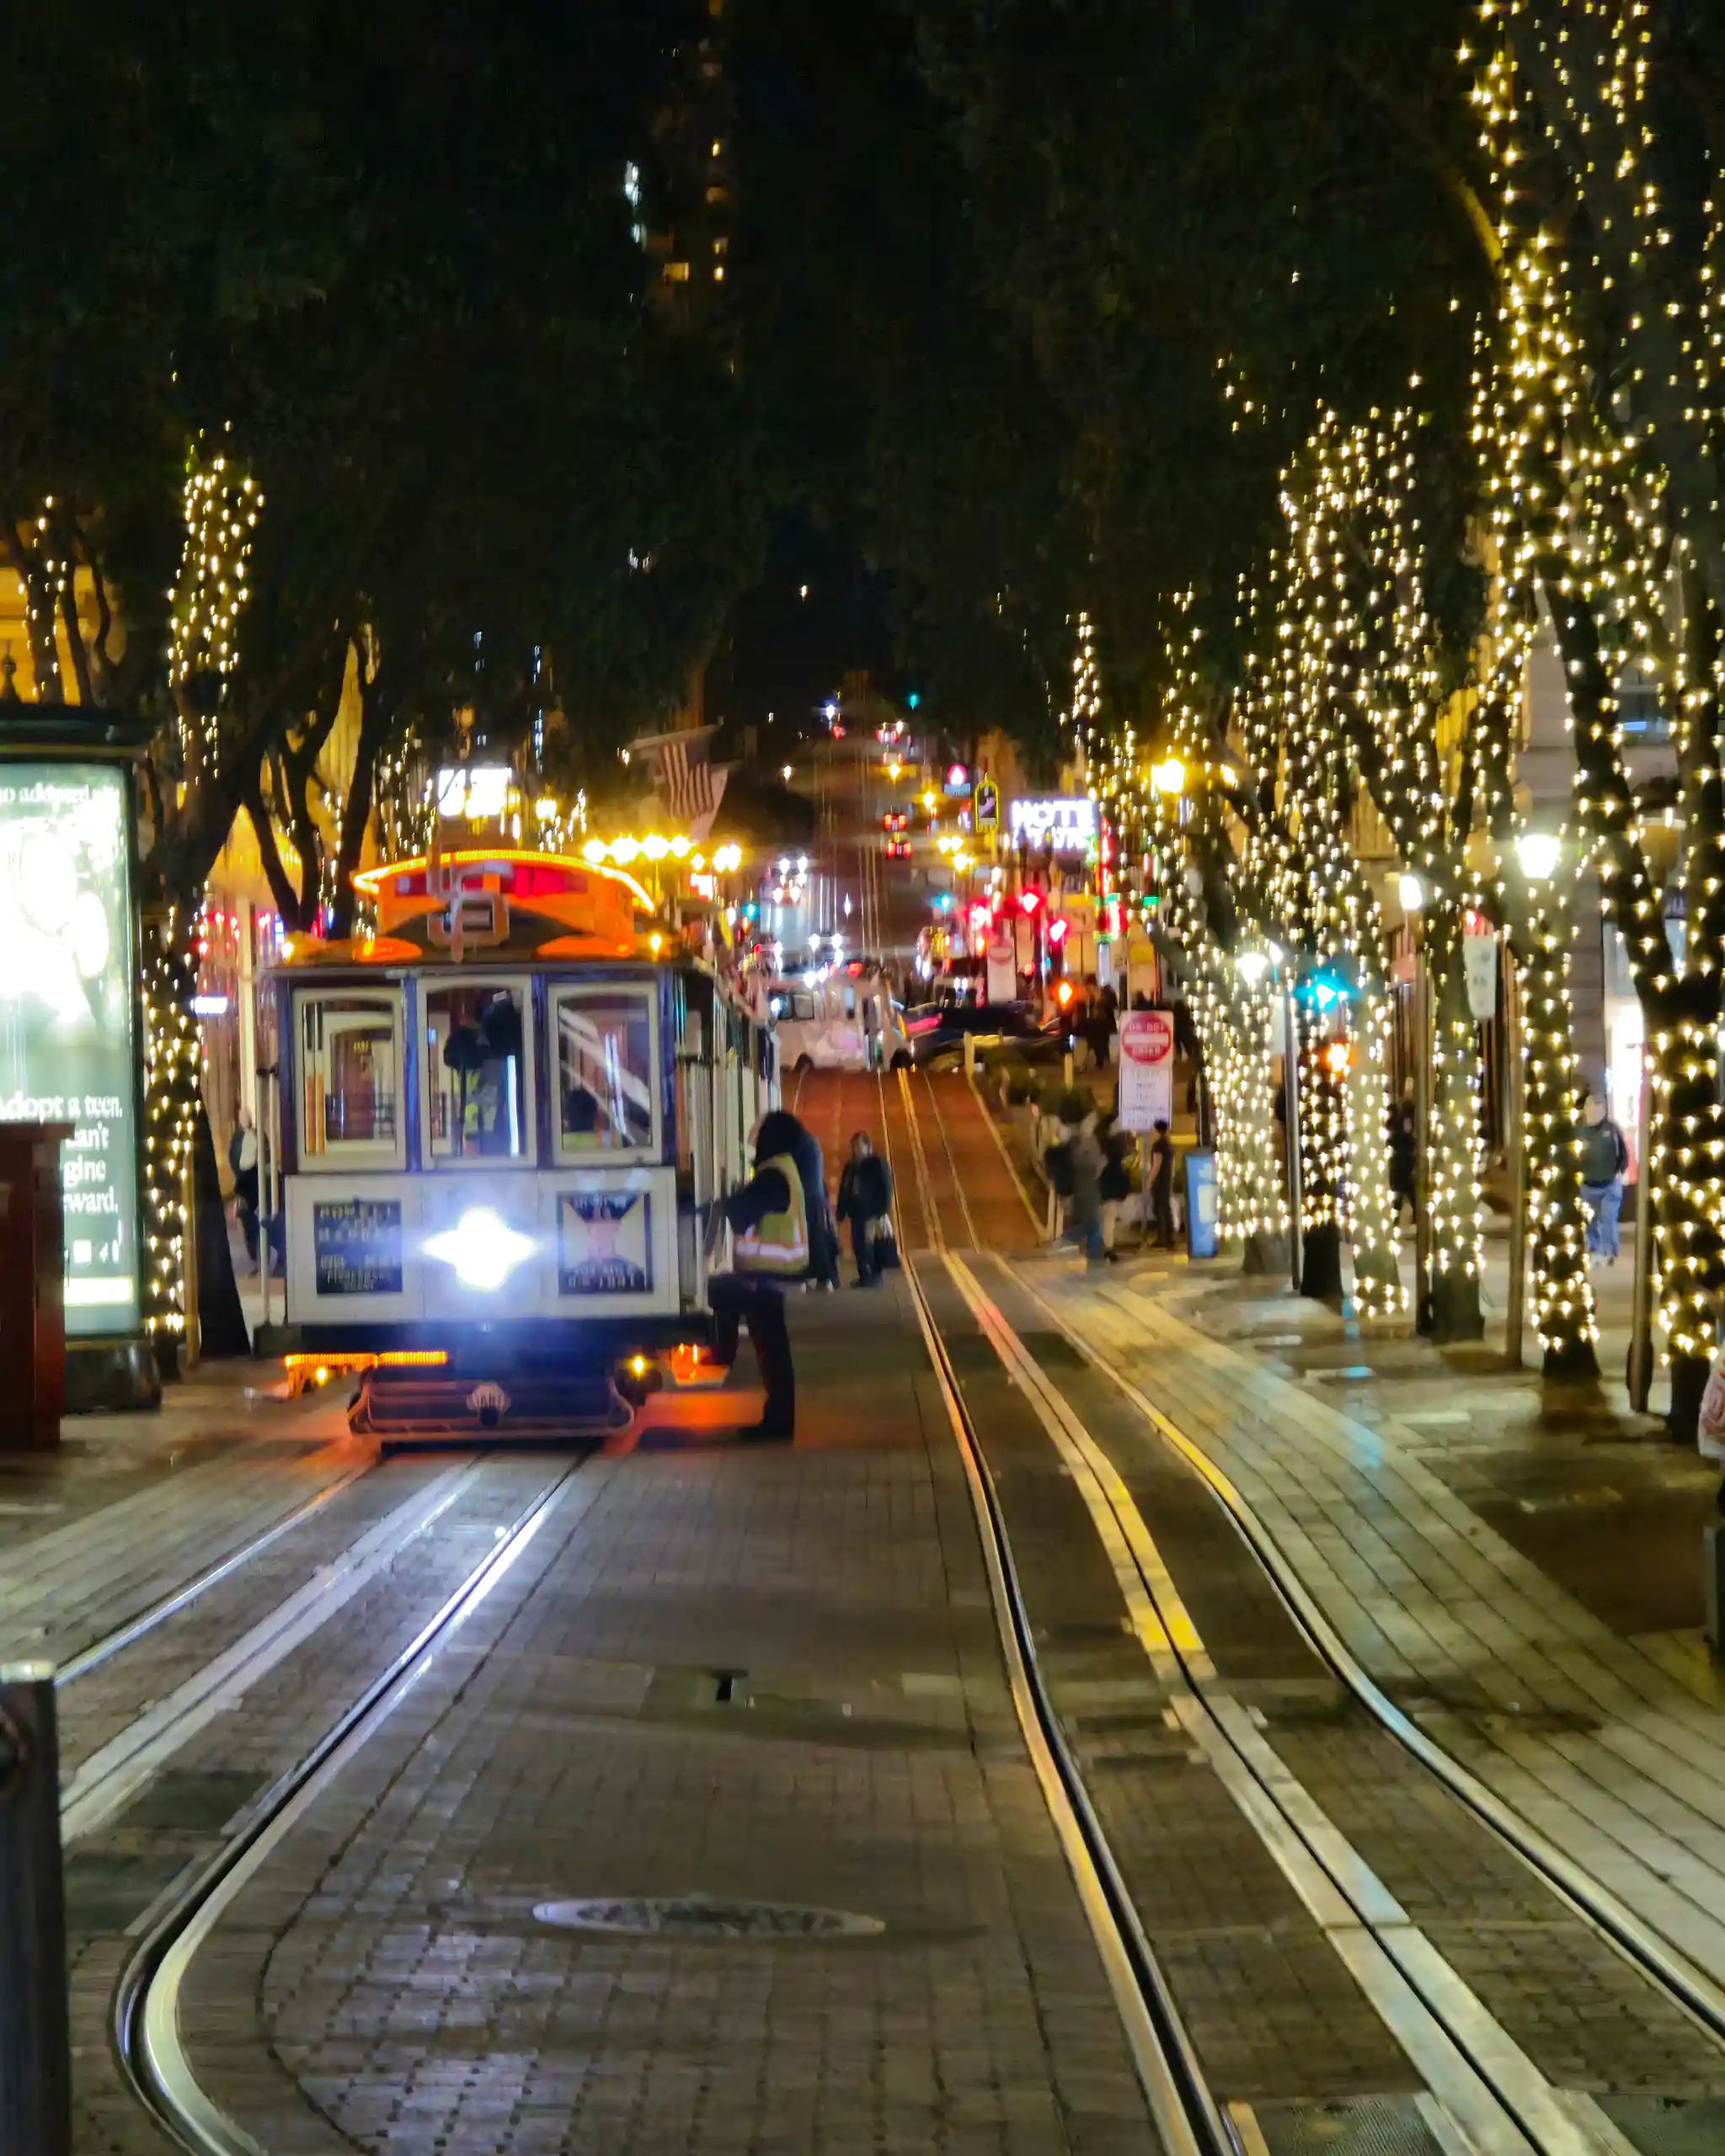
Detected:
[1025,1246,1725,2005]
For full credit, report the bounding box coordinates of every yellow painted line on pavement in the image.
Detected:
[944,1251,1208,1677]
[895,1247,1215,2151]
[964,1065,1048,1236]
[946,1253,1617,2156]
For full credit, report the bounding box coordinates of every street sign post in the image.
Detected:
[1118,1008,1175,1131]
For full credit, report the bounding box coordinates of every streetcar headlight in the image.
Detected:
[424,1208,536,1292]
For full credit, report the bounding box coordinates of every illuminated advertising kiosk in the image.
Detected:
[0,711,155,1411]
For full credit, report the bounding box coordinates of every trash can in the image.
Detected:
[0,1122,72,1450]
[1183,1146,1218,1262]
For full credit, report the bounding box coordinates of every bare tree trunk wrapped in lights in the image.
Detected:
[1189,966,1290,1269]
[1346,978,1407,1317]
[1514,879,1600,1377]
[141,910,202,1352]
[1423,915,1487,1341]
[1475,26,1725,1431]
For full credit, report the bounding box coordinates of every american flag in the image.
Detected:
[655,735,718,823]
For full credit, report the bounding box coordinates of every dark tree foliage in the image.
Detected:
[729,0,1082,752]
[903,0,1493,701]
[0,0,762,903]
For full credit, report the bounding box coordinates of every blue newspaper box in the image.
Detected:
[1184,1148,1218,1260]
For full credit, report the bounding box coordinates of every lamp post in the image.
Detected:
[1281,961,1304,1294]
[1503,830,1562,1369]
[1399,873,1433,1332]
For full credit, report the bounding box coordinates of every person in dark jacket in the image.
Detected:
[1097,1113,1132,1262]
[761,1107,841,1290]
[709,1120,809,1441]
[836,1131,894,1284]
[1388,1083,1417,1230]
[227,1106,260,1267]
[1147,1119,1177,1249]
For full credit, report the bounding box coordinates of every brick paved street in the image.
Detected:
[63,1282,1158,2155]
[1017,1247,1725,2066]
[38,1102,1725,2155]
[0,1366,357,1671]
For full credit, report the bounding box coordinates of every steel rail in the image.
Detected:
[949,1256,1629,2153]
[1001,1258,1725,2075]
[909,1066,980,1250]
[112,1457,593,2156]
[875,1073,1231,2156]
[56,1456,372,1689]
[889,1074,1672,2151]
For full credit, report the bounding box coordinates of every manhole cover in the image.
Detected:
[534,1893,884,1940]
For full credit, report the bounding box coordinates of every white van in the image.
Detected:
[768,968,911,1070]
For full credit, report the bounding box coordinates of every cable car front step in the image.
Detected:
[350,1366,633,1449]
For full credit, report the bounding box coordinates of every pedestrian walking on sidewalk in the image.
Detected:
[1097,1112,1131,1261]
[836,1131,894,1286]
[228,1107,260,1269]
[1578,1091,1628,1263]
[1069,1110,1106,1269]
[709,1121,809,1442]
[1388,1084,1417,1230]
[1146,1118,1177,1249]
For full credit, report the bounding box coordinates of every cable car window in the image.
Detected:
[297,992,403,1169]
[424,979,531,1165]
[555,986,657,1157]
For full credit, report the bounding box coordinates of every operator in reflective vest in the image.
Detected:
[708,1110,811,1442]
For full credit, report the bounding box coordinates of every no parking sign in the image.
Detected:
[1119,1008,1174,1130]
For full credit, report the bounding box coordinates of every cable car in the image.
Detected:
[260,847,776,1444]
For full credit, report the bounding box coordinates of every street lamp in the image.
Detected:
[1397,872,1425,913]
[1236,948,1268,987]
[1514,830,1562,883]
[1151,756,1186,798]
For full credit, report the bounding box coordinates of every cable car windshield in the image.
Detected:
[425,979,530,1162]
[556,986,656,1155]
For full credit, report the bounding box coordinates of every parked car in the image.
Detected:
[903,1001,1063,1069]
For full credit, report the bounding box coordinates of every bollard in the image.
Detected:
[0,1665,71,2156]
[1707,1524,1725,1660]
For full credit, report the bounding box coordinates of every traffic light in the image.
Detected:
[1019,889,1041,915]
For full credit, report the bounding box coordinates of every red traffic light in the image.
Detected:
[1019,889,1041,915]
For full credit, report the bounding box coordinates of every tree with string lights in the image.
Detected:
[0,0,767,1354]
[1472,8,1725,1430]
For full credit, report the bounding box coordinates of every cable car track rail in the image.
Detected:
[111,1454,588,2156]
[879,1071,1725,2154]
[1005,1259,1725,2054]
[54,1454,374,1690]
[874,1069,1231,2156]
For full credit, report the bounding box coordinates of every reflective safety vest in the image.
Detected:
[734,1153,810,1277]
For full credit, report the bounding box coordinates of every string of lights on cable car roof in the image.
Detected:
[274,849,669,966]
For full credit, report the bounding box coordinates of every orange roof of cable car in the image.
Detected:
[351,848,654,912]
[267,848,667,966]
